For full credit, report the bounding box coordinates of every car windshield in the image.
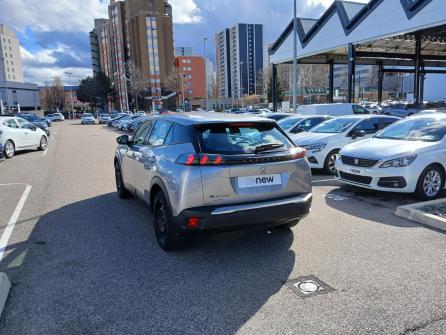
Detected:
[278,117,304,131]
[83,114,92,117]
[375,117,446,142]
[196,122,294,155]
[311,117,359,134]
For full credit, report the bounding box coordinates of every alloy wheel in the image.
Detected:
[423,170,441,198]
[40,137,48,150]
[5,142,14,158]
[328,154,337,174]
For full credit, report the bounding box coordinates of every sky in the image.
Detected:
[0,0,362,85]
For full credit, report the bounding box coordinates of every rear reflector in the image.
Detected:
[187,217,200,229]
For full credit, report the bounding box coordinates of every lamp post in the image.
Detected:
[203,37,208,111]
[65,71,75,119]
[292,0,297,113]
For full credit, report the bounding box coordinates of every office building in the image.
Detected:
[175,56,206,101]
[215,24,264,100]
[0,24,24,83]
[89,19,110,77]
[175,47,193,57]
[205,58,214,98]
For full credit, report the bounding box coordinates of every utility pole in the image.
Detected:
[203,37,208,111]
[292,0,297,113]
[65,71,74,119]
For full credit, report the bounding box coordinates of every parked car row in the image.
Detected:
[0,116,49,160]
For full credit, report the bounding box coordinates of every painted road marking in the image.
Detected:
[0,185,32,262]
[42,149,48,156]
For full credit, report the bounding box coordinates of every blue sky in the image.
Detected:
[0,0,342,85]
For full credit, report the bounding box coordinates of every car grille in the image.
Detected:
[341,155,379,168]
[339,172,372,185]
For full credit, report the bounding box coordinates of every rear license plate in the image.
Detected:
[346,167,366,176]
[237,174,282,188]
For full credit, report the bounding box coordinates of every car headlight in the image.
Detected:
[301,143,327,153]
[379,155,417,168]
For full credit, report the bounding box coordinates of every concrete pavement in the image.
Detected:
[0,120,445,334]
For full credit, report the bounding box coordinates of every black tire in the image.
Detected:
[38,136,48,151]
[115,163,132,199]
[153,192,184,251]
[324,150,340,175]
[415,165,444,201]
[4,140,15,159]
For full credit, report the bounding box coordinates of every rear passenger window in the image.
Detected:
[380,118,399,129]
[147,121,172,146]
[173,124,191,144]
[164,126,174,145]
[4,119,19,128]
[354,119,381,134]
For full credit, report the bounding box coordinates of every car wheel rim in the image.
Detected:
[41,137,47,150]
[328,154,337,174]
[5,143,14,157]
[423,170,441,197]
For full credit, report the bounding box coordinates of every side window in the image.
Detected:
[353,105,369,115]
[164,126,174,145]
[310,117,324,128]
[132,121,152,145]
[354,118,380,134]
[379,118,399,130]
[173,124,191,144]
[296,119,313,132]
[4,119,19,129]
[147,121,172,146]
[16,118,30,129]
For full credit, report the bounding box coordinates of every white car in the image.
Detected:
[335,115,446,200]
[0,116,48,158]
[45,113,65,122]
[98,114,112,124]
[81,113,96,125]
[291,115,400,174]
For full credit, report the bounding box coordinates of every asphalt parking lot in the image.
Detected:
[0,120,445,335]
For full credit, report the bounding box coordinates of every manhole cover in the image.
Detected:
[286,275,335,298]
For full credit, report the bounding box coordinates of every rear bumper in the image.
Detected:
[174,193,312,233]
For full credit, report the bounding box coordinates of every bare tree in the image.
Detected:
[53,76,65,112]
[127,61,148,110]
[165,68,183,107]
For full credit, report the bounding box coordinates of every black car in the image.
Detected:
[17,113,51,136]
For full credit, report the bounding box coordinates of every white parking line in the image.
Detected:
[42,149,48,156]
[0,185,32,262]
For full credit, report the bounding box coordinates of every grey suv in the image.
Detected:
[114,113,312,250]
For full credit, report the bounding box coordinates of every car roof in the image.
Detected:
[153,112,275,126]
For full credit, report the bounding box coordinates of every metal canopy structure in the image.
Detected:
[268,0,446,110]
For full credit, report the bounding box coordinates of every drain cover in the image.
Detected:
[286,275,335,298]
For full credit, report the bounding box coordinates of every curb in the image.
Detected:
[395,199,446,232]
[0,272,10,317]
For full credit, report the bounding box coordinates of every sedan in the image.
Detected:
[0,116,48,158]
[335,115,446,200]
[98,114,112,124]
[81,113,96,125]
[45,113,65,122]
[291,115,400,174]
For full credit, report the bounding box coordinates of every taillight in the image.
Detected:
[176,153,225,166]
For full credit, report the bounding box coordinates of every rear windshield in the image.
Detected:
[196,123,294,155]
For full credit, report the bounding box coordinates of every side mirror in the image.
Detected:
[351,130,366,139]
[117,135,130,145]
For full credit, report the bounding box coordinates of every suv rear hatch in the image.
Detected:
[189,121,310,206]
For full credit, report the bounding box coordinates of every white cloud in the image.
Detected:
[24,66,92,86]
[170,0,202,24]
[0,0,108,33]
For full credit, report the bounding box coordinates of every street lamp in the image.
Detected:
[292,0,298,113]
[203,37,208,111]
[65,71,75,119]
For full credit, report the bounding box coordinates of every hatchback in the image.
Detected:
[114,113,312,250]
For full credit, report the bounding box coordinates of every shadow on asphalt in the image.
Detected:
[0,192,296,334]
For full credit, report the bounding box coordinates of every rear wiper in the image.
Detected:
[254,143,285,154]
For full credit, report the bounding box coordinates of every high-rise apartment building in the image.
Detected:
[215,24,264,100]
[89,0,174,111]
[0,24,24,83]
